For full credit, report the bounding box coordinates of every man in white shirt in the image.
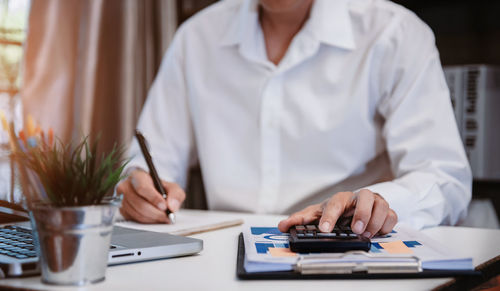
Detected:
[116,0,471,237]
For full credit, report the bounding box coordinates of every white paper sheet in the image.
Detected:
[116,209,244,236]
[242,224,473,273]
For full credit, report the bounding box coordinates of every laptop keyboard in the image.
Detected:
[0,225,37,260]
[0,225,119,261]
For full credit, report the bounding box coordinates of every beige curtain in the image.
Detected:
[20,0,177,155]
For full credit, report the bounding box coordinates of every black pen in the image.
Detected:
[134,129,176,224]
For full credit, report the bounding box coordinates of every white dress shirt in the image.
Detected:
[126,0,472,229]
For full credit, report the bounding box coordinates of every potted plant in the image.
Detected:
[11,127,128,285]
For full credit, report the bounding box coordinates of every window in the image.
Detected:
[0,0,30,202]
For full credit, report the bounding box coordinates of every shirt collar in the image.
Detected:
[220,0,259,47]
[220,0,356,51]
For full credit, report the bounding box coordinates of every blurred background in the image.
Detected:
[0,0,499,228]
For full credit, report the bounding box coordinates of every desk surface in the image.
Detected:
[1,211,499,291]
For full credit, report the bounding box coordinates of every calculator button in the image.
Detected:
[305,233,314,237]
[306,225,317,231]
[316,233,337,237]
[295,226,306,231]
[348,233,357,238]
[339,233,348,237]
[297,233,305,237]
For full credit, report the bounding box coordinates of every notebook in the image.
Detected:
[115,209,244,236]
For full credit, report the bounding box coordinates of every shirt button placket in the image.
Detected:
[258,74,283,214]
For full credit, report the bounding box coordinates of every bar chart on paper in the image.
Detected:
[243,225,473,273]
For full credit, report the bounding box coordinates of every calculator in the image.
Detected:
[288,218,371,253]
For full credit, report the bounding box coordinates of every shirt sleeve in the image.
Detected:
[364,12,472,229]
[125,25,197,189]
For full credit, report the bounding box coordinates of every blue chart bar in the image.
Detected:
[255,243,275,254]
[370,245,382,253]
[274,243,289,248]
[403,241,422,248]
[371,241,422,253]
[251,227,282,235]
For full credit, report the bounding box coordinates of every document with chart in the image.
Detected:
[242,224,473,273]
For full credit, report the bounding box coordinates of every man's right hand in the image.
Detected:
[116,169,186,223]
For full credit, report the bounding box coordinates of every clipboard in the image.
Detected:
[236,233,480,280]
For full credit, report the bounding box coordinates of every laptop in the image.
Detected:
[0,200,203,278]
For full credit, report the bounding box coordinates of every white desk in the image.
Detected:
[1,211,499,291]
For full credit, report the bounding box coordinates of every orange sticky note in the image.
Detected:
[379,240,413,254]
[268,247,297,257]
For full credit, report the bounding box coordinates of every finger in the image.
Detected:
[117,180,136,221]
[124,190,168,223]
[379,209,398,234]
[363,196,389,238]
[116,180,127,196]
[351,189,375,234]
[318,192,353,233]
[162,181,186,212]
[116,178,134,197]
[119,206,131,221]
[130,171,167,211]
[278,205,322,232]
[121,198,154,224]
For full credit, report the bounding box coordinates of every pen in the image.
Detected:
[134,129,176,224]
